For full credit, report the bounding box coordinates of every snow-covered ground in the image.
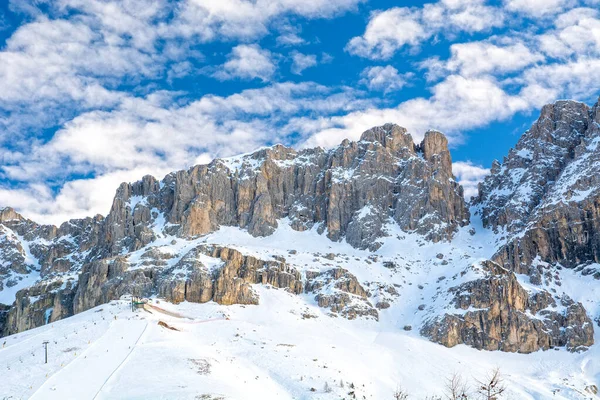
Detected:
[1,214,600,399]
[1,290,599,400]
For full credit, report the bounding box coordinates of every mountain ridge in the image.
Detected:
[1,97,599,362]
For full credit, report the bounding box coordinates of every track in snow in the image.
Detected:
[29,319,148,400]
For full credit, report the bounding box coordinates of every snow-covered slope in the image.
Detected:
[2,290,600,400]
[0,215,599,399]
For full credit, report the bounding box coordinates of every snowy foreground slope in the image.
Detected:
[1,219,600,400]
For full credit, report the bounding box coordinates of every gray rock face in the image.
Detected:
[420,98,600,354]
[3,279,77,336]
[0,206,103,279]
[476,100,593,232]
[475,98,600,274]
[0,124,469,337]
[71,244,305,315]
[305,268,378,320]
[97,124,467,255]
[422,261,594,353]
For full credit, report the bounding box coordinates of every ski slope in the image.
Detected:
[1,288,599,400]
[1,217,600,399]
[29,319,148,400]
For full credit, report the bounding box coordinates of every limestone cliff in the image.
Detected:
[476,98,600,274]
[422,261,594,353]
[1,124,462,336]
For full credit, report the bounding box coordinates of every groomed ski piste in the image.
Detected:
[1,214,600,400]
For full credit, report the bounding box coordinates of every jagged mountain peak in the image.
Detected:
[475,96,600,232]
[358,123,414,151]
[0,123,469,305]
[521,99,590,149]
[0,207,24,223]
[104,123,466,253]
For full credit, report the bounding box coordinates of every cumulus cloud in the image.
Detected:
[347,0,504,59]
[290,51,318,75]
[503,0,574,16]
[359,66,412,93]
[277,33,306,47]
[346,8,429,59]
[452,161,490,200]
[303,75,530,149]
[0,12,160,142]
[444,41,545,76]
[212,44,276,81]
[0,0,362,144]
[275,23,307,47]
[538,7,600,58]
[166,0,363,41]
[347,0,598,60]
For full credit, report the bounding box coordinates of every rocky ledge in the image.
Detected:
[422,261,594,353]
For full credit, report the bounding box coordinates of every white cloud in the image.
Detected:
[519,58,600,102]
[452,161,489,200]
[274,23,307,47]
[422,0,505,33]
[164,0,363,42]
[503,0,573,16]
[0,0,177,146]
[290,51,317,75]
[347,1,504,59]
[276,33,306,47]
[359,66,411,93]
[212,44,276,81]
[321,53,334,64]
[346,8,428,59]
[538,8,600,58]
[303,75,530,149]
[0,0,362,144]
[167,61,194,83]
[445,41,544,76]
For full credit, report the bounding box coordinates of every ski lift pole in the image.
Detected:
[43,340,49,364]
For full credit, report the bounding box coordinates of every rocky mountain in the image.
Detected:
[1,98,600,363]
[423,98,600,352]
[476,99,600,275]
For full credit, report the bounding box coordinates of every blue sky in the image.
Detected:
[0,0,599,224]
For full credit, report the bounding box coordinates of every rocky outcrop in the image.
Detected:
[0,124,468,336]
[305,268,378,320]
[0,207,104,279]
[71,245,304,314]
[2,279,77,337]
[73,257,155,313]
[476,98,600,274]
[422,261,594,353]
[476,100,593,232]
[192,245,303,305]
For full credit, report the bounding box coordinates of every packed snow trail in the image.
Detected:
[143,302,228,324]
[143,303,187,318]
[29,319,148,400]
